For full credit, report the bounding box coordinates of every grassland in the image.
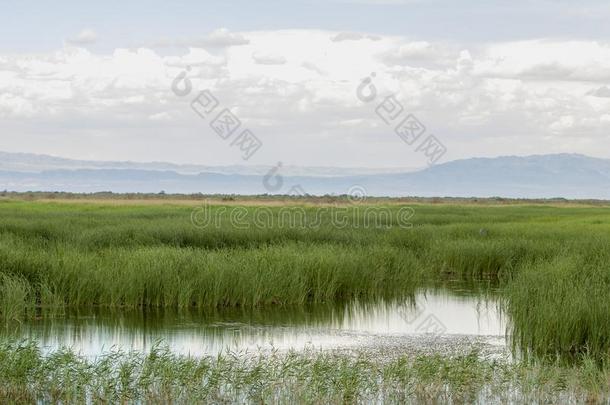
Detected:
[0,196,609,365]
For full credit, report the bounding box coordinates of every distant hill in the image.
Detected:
[0,151,413,177]
[384,154,610,199]
[1,152,610,199]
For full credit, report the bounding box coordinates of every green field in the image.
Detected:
[0,197,609,402]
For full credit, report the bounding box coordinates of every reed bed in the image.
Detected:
[0,200,609,362]
[0,340,608,404]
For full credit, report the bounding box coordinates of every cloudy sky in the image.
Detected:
[1,0,610,168]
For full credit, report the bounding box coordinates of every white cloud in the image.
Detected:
[473,40,610,82]
[151,28,250,49]
[331,32,381,42]
[301,61,326,76]
[66,29,98,46]
[589,86,610,98]
[252,52,287,65]
[149,112,171,121]
[2,30,610,166]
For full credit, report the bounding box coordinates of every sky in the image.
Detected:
[1,0,610,168]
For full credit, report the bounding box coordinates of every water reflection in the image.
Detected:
[2,288,506,357]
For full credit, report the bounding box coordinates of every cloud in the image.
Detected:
[301,61,326,76]
[331,32,381,42]
[152,28,250,49]
[66,29,98,46]
[473,40,610,82]
[252,52,287,65]
[149,112,171,121]
[588,86,610,98]
[2,30,610,167]
[189,28,250,47]
[381,41,460,68]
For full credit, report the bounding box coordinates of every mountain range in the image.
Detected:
[1,152,610,199]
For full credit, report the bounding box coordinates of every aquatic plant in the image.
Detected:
[0,340,608,404]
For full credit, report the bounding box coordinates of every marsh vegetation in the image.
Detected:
[0,197,608,402]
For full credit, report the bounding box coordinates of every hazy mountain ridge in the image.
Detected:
[0,152,414,177]
[2,152,610,199]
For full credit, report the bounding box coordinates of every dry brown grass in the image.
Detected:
[1,191,609,208]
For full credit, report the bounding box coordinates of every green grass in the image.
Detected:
[507,254,610,363]
[0,199,609,362]
[0,340,608,404]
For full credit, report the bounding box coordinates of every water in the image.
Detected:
[2,288,506,357]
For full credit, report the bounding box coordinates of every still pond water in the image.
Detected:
[3,287,506,357]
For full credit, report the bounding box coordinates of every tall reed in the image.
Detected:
[1,200,609,361]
